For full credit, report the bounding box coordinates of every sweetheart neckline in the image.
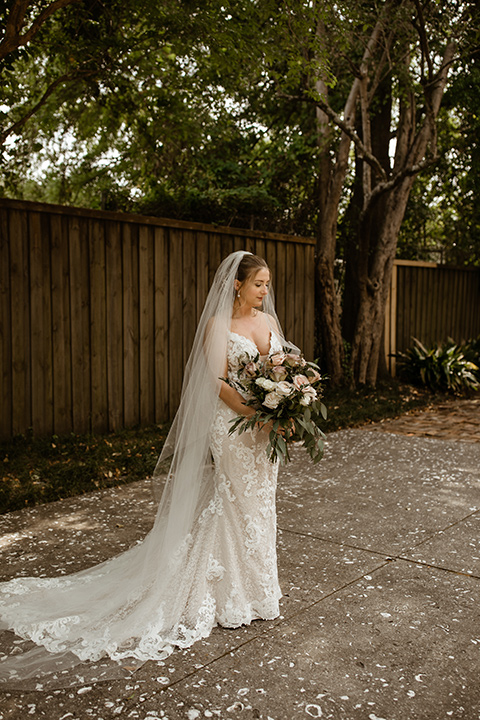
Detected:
[228,330,273,357]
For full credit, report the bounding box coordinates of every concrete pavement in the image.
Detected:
[0,400,479,719]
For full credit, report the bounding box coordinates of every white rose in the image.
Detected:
[299,386,317,406]
[276,381,294,396]
[256,378,276,391]
[263,391,282,409]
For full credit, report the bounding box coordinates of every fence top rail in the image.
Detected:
[394,259,438,268]
[394,258,480,272]
[0,198,316,246]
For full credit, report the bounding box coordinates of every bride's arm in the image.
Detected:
[219,371,256,418]
[220,379,277,436]
[204,317,256,419]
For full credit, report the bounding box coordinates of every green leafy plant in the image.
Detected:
[462,335,480,380]
[394,337,480,392]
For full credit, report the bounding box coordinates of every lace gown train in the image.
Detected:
[0,331,281,681]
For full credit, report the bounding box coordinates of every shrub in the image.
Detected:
[462,335,480,380]
[394,337,480,392]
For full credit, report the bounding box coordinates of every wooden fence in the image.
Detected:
[0,199,315,440]
[384,259,480,375]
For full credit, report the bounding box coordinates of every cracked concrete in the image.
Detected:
[0,399,479,719]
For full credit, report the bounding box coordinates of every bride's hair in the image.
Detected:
[236,254,270,285]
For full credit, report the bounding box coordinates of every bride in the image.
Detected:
[0,250,296,686]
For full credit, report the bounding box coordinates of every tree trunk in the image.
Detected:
[314,142,345,384]
[351,179,415,384]
[313,69,346,385]
[343,76,392,366]
[349,41,456,385]
[315,254,344,384]
[313,8,394,384]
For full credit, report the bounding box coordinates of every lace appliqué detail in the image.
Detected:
[206,555,226,582]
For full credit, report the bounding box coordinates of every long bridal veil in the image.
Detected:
[0,250,291,689]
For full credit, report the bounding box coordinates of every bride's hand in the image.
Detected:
[259,418,295,439]
[258,419,284,437]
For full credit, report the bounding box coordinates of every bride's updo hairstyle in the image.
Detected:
[235,253,270,289]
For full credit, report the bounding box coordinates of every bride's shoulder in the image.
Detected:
[262,312,280,332]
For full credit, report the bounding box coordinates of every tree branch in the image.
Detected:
[0,0,81,61]
[367,32,395,105]
[412,0,434,80]
[313,93,388,182]
[0,69,95,145]
[365,154,437,210]
[362,40,457,217]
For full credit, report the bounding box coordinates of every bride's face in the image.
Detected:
[240,268,271,308]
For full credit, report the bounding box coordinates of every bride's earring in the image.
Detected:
[237,291,240,298]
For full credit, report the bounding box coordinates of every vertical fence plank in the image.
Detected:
[254,238,266,261]
[245,236,255,254]
[438,268,449,344]
[452,268,462,340]
[51,214,72,435]
[264,239,277,278]
[154,226,169,422]
[208,233,222,288]
[275,242,286,333]
[139,225,155,425]
[69,217,91,433]
[10,209,31,436]
[423,268,431,341]
[427,266,437,344]
[169,228,183,411]
[183,230,197,372]
[105,221,124,431]
[29,211,44,433]
[220,234,234,262]
[414,266,423,347]
[264,237,278,335]
[467,272,479,339]
[123,222,139,428]
[399,266,409,350]
[304,244,315,361]
[196,231,209,325]
[89,219,108,433]
[233,234,245,252]
[443,268,453,338]
[389,263,398,375]
[294,243,305,352]
[0,208,12,439]
[285,242,296,342]
[457,272,467,341]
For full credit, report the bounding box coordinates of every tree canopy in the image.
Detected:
[1,0,479,384]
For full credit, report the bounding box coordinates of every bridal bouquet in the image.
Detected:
[225,350,327,464]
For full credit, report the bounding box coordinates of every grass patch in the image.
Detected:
[0,425,169,514]
[0,380,456,514]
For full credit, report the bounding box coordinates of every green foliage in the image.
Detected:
[397,27,480,267]
[2,0,478,255]
[0,0,326,234]
[462,335,480,380]
[395,338,480,392]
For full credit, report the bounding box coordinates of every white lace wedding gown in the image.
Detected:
[0,331,282,683]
